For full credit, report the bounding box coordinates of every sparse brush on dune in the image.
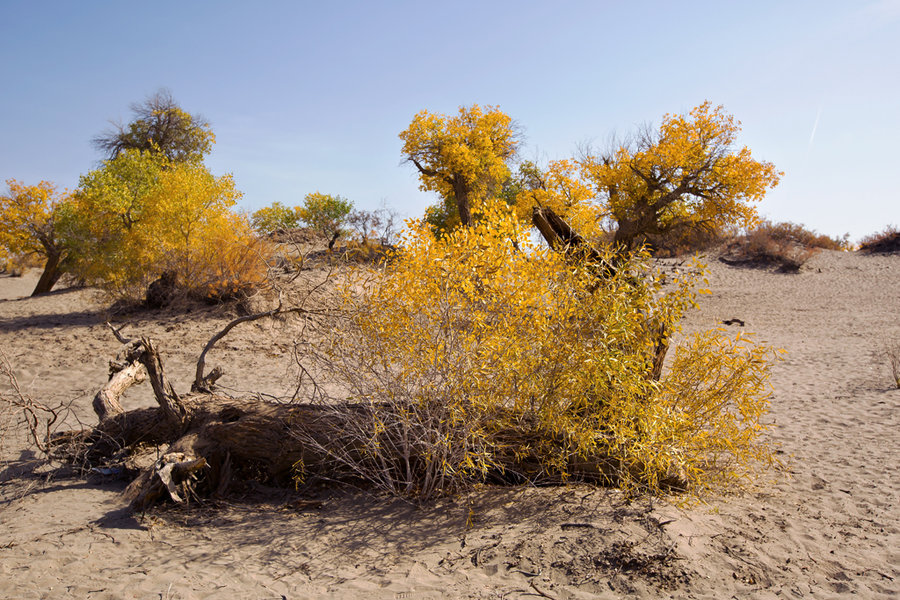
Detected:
[719,220,847,273]
[859,225,900,254]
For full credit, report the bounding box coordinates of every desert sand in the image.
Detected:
[1,249,898,599]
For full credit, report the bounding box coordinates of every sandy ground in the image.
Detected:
[0,250,898,599]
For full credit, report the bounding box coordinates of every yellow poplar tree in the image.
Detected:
[62,150,266,301]
[399,104,520,229]
[581,102,782,251]
[0,180,71,295]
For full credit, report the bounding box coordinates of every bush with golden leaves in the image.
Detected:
[60,150,270,304]
[306,202,776,499]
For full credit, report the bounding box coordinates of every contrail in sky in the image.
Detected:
[808,106,822,148]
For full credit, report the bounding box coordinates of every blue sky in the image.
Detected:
[1,0,897,239]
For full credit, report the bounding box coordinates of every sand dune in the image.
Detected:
[1,250,897,599]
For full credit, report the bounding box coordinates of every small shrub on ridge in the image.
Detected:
[721,220,844,272]
[859,225,900,253]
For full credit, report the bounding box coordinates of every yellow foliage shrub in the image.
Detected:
[62,151,272,303]
[162,210,272,303]
[312,202,775,499]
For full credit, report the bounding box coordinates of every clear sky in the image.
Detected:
[1,0,897,240]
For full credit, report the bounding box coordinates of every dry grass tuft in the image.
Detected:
[886,342,900,389]
[719,220,845,272]
[859,225,900,254]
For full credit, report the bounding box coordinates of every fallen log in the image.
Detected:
[78,301,686,509]
[81,334,664,509]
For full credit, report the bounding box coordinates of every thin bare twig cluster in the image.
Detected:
[0,349,83,465]
[886,342,900,389]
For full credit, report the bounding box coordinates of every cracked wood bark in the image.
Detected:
[138,337,186,429]
[531,206,616,277]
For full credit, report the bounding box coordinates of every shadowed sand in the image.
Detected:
[1,250,898,599]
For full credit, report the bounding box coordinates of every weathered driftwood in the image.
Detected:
[89,344,360,509]
[92,341,147,421]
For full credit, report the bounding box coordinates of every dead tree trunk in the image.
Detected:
[80,331,655,510]
[531,206,617,278]
[531,206,671,382]
[84,334,350,508]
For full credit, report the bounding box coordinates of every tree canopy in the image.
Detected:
[93,89,215,162]
[251,201,303,235]
[298,192,353,249]
[399,104,520,229]
[61,150,263,301]
[0,180,70,295]
[581,102,782,251]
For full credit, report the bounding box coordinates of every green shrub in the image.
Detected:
[251,201,303,235]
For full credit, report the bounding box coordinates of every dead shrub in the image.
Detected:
[886,342,900,389]
[759,221,848,251]
[339,239,396,264]
[859,225,900,253]
[720,220,838,272]
[346,205,400,248]
[0,349,82,475]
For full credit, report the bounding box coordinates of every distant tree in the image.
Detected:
[399,105,521,229]
[0,180,70,295]
[61,150,265,301]
[581,102,782,251]
[346,204,400,247]
[93,89,215,162]
[298,192,353,250]
[251,201,303,235]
